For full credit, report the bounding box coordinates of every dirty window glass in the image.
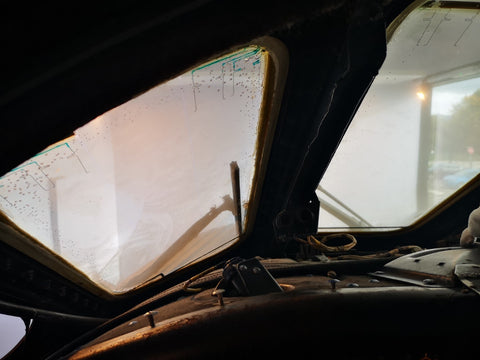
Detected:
[0,46,268,292]
[318,3,480,230]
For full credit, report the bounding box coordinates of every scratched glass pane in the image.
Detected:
[318,5,480,230]
[0,46,267,292]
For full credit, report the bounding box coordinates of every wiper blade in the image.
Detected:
[230,161,242,235]
[317,186,372,227]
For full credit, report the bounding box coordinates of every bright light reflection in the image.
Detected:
[416,91,426,100]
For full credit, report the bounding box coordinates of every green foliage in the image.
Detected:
[434,88,480,160]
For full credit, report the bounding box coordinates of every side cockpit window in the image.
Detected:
[318,1,480,230]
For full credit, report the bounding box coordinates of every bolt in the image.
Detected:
[145,311,156,328]
[239,264,248,271]
[252,267,261,274]
[329,279,340,290]
[369,279,380,283]
[128,321,138,327]
[212,289,225,306]
[327,270,337,278]
[347,283,359,288]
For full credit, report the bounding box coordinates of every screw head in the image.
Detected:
[239,264,248,271]
[327,270,337,278]
[423,278,436,285]
[252,267,262,274]
[212,289,225,296]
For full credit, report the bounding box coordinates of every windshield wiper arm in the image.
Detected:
[230,161,242,235]
[317,185,373,227]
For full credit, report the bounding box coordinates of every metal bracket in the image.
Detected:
[222,258,283,297]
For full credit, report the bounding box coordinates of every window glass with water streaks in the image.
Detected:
[0,46,268,292]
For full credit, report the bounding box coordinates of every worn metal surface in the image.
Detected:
[455,263,480,295]
[74,274,404,348]
[373,246,480,287]
[68,282,479,359]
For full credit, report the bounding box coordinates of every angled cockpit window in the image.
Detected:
[318,1,480,230]
[0,45,274,293]
[0,314,26,358]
